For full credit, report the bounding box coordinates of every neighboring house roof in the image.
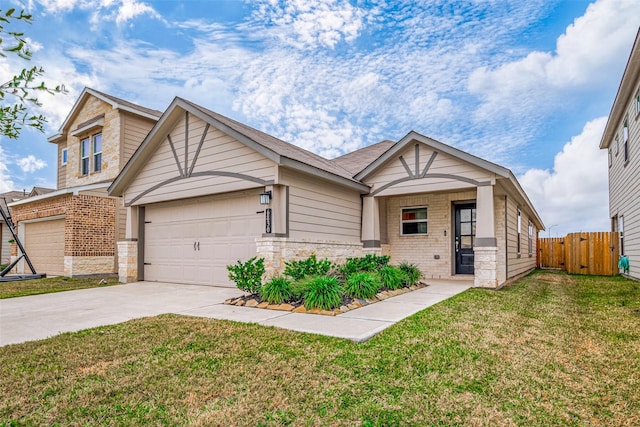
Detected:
[48,87,163,143]
[8,183,112,208]
[600,28,640,149]
[332,140,396,176]
[109,97,369,197]
[0,190,27,215]
[28,187,55,197]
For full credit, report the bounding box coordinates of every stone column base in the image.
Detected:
[64,255,115,276]
[256,237,365,278]
[117,241,138,283]
[474,246,499,288]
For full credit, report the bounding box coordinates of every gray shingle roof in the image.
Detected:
[332,140,396,177]
[182,99,359,183]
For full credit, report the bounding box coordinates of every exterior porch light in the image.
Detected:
[259,191,272,205]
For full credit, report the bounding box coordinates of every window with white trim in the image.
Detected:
[619,216,625,256]
[636,91,640,115]
[517,208,522,256]
[61,148,68,165]
[623,118,629,163]
[528,221,533,257]
[401,207,427,235]
[93,133,102,172]
[80,133,103,175]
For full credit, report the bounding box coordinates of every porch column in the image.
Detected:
[268,184,287,236]
[118,205,139,283]
[474,184,498,288]
[362,196,380,249]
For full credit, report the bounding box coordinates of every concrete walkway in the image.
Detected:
[0,280,472,346]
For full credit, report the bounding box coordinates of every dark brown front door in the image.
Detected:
[455,203,476,275]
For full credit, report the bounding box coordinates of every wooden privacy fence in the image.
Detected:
[537,232,619,276]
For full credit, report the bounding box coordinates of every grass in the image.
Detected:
[0,275,120,299]
[1,270,639,425]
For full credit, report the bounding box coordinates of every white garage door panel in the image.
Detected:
[144,191,263,286]
[24,219,65,276]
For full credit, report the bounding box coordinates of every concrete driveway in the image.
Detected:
[0,280,471,346]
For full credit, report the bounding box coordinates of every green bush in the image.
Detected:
[261,276,292,304]
[283,254,333,281]
[379,265,404,290]
[226,257,264,294]
[304,276,343,310]
[399,262,422,286]
[344,272,381,300]
[290,277,313,300]
[341,254,390,275]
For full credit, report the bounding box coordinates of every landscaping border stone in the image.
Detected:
[223,282,429,316]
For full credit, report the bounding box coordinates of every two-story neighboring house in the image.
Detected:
[600,29,640,279]
[9,88,161,277]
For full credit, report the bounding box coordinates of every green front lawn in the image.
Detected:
[0,275,120,299]
[1,270,639,425]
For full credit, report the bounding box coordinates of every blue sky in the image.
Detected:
[1,0,638,236]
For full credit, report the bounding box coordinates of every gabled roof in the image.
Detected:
[600,28,640,149]
[0,190,27,214]
[332,140,396,176]
[109,98,368,197]
[354,131,544,229]
[29,187,55,197]
[355,131,512,181]
[48,87,163,143]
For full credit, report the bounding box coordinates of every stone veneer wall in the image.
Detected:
[117,241,138,282]
[256,237,365,278]
[11,193,117,276]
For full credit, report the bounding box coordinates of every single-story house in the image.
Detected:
[109,97,544,288]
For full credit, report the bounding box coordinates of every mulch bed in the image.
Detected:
[224,282,429,316]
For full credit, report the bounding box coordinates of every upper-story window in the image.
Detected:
[80,133,103,175]
[61,148,68,165]
[93,134,102,172]
[623,118,629,163]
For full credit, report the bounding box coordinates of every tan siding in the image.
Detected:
[365,143,493,196]
[124,115,277,206]
[608,77,640,279]
[280,168,362,242]
[1,224,10,265]
[121,113,155,166]
[505,197,537,278]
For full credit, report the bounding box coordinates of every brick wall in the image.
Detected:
[11,193,116,259]
[67,195,116,257]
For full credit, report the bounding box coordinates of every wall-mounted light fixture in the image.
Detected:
[259,191,272,205]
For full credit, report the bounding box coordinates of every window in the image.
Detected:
[615,135,619,155]
[81,137,90,175]
[517,208,522,256]
[528,222,533,257]
[623,118,629,163]
[61,148,68,165]
[80,133,102,175]
[619,216,625,256]
[93,134,102,172]
[609,148,612,168]
[636,92,640,115]
[401,207,427,235]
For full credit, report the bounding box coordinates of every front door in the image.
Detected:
[455,203,476,275]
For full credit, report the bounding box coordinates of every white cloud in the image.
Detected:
[250,0,369,49]
[17,155,47,173]
[519,117,609,237]
[0,146,16,194]
[468,0,640,121]
[37,0,160,24]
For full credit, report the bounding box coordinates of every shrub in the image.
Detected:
[290,277,314,301]
[341,254,390,275]
[344,272,381,300]
[399,262,422,286]
[226,257,264,294]
[379,265,404,290]
[261,276,292,304]
[304,276,343,310]
[283,254,333,281]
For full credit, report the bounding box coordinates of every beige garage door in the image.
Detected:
[24,218,65,276]
[144,190,264,286]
